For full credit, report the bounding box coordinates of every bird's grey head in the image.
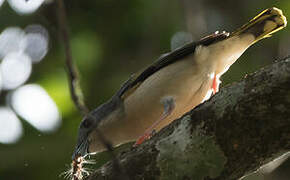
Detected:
[72,98,119,160]
[72,115,97,160]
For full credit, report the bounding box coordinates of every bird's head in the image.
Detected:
[72,99,118,160]
[72,116,96,160]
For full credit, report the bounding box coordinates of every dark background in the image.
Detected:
[0,0,289,179]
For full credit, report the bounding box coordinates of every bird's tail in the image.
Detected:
[230,7,287,43]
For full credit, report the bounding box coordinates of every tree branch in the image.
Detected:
[88,57,290,180]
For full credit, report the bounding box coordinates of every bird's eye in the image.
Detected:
[82,119,91,128]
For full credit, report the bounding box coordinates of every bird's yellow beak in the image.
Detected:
[231,7,287,43]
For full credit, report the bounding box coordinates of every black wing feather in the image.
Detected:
[117,32,229,98]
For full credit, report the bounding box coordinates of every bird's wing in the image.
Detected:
[117,32,229,99]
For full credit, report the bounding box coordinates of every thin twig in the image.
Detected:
[56,0,89,115]
[56,1,128,179]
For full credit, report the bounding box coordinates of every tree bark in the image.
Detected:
[88,57,290,180]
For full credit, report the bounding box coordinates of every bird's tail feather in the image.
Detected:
[230,7,287,43]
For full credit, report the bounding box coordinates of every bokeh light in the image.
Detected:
[171,31,193,51]
[11,84,61,132]
[7,0,44,14]
[0,27,25,59]
[0,52,32,90]
[0,107,23,144]
[23,24,49,63]
[0,0,4,7]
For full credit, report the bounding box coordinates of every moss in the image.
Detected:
[156,116,227,180]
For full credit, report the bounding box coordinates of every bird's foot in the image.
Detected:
[134,130,156,146]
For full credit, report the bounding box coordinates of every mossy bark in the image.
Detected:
[88,57,290,180]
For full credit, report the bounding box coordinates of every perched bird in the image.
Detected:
[72,7,287,161]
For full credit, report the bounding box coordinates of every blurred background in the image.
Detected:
[0,0,289,179]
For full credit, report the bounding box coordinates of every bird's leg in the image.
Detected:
[134,96,175,146]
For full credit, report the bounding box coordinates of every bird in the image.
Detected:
[72,7,287,161]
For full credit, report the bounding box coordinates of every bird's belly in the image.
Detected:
[118,56,213,142]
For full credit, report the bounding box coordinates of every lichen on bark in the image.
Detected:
[156,115,227,180]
